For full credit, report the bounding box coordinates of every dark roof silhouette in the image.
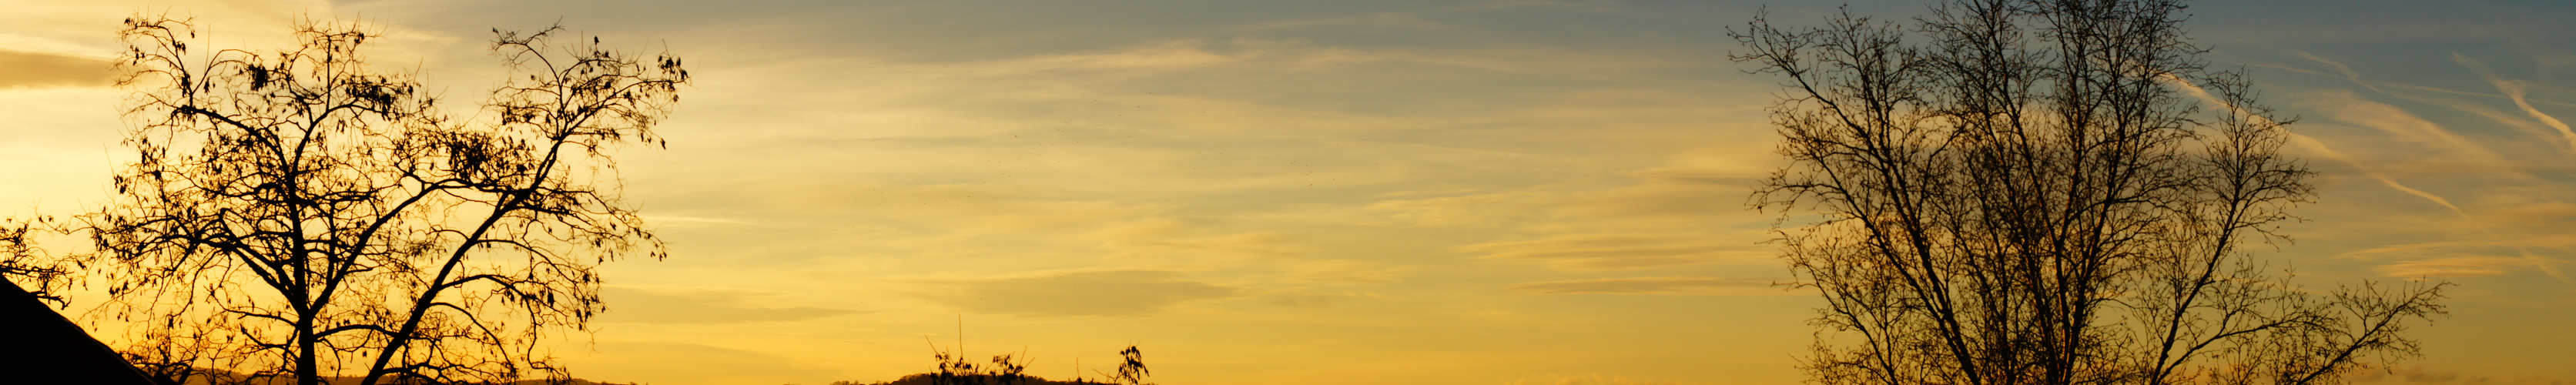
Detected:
[0,278,158,384]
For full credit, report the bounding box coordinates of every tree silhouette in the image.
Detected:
[0,218,77,305]
[94,15,686,385]
[1107,345,1148,385]
[1734,1,2447,384]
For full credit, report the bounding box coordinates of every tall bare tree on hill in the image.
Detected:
[1735,0,2447,384]
[95,15,687,385]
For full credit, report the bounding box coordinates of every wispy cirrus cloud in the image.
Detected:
[908,270,1239,316]
[2277,52,2576,286]
[2457,53,2576,159]
[1283,259,1408,283]
[2373,256,2536,278]
[1506,276,1780,296]
[1260,290,1382,308]
[0,49,106,89]
[599,287,858,324]
[2300,89,2507,166]
[1459,233,1759,270]
[2350,365,2574,384]
[1351,148,1776,271]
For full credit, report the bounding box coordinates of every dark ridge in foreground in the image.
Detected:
[0,278,157,384]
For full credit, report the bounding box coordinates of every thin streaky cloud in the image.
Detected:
[2304,56,2576,286]
[1298,136,1545,159]
[2334,240,2502,260]
[2456,53,2576,159]
[2291,116,2573,286]
[2291,55,2535,171]
[642,215,760,226]
[2295,51,2514,104]
[2280,53,2568,154]
[2383,82,2524,100]
[2166,73,2576,286]
[2337,165,2570,284]
[1506,276,1778,295]
[2302,90,2507,164]
[2375,256,2537,278]
[2295,51,2373,89]
[907,270,1240,316]
[0,49,109,89]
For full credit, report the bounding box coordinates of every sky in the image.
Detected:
[0,0,2572,384]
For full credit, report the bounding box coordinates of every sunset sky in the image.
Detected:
[2,0,2572,384]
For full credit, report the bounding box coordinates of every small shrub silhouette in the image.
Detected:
[913,336,1034,385]
[1099,346,1147,385]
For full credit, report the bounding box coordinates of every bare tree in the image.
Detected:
[95,15,687,385]
[1105,345,1150,385]
[0,218,79,305]
[1734,1,2447,384]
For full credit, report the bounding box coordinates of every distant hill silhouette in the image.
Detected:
[836,342,1154,385]
[0,278,158,384]
[829,373,1123,385]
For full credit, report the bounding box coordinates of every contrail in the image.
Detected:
[2308,51,2565,168]
[2162,73,2575,287]
[2298,52,2510,162]
[2456,53,2576,159]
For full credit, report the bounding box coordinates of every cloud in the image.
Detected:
[2262,53,2576,286]
[2171,62,2575,286]
[598,287,857,324]
[1506,276,1780,295]
[938,33,1697,79]
[2350,365,2573,384]
[990,40,1241,71]
[800,183,1164,236]
[641,214,759,227]
[1365,189,1554,227]
[1459,233,1761,270]
[2300,89,2505,166]
[2457,54,2576,158]
[913,270,1239,316]
[2373,256,2541,278]
[1262,290,1381,309]
[1360,147,1771,229]
[0,49,108,89]
[1235,11,1457,32]
[645,180,1174,250]
[1098,222,1315,261]
[1285,259,1408,283]
[1338,148,1778,271]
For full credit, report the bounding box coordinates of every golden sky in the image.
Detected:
[2,0,2572,384]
